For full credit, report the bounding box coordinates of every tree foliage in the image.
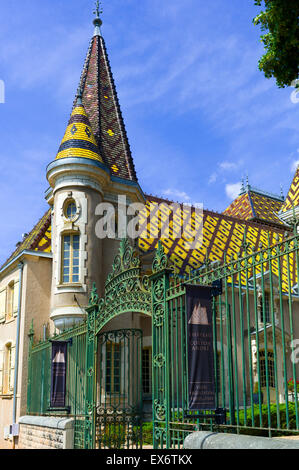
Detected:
[253,0,299,88]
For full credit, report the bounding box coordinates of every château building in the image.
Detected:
[1,5,299,450]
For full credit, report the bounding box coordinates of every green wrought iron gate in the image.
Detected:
[27,233,299,449]
[151,233,299,448]
[95,329,143,449]
[83,239,152,448]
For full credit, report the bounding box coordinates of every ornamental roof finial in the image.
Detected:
[240,177,245,193]
[93,0,103,36]
[75,86,83,105]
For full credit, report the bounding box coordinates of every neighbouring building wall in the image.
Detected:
[0,254,52,449]
[16,257,52,440]
[0,264,23,448]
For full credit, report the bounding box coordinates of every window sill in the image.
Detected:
[1,393,13,399]
[58,283,82,288]
[47,406,71,414]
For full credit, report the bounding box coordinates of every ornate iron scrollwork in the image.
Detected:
[88,238,152,335]
[153,353,165,368]
[152,240,168,273]
[153,304,164,327]
[154,399,166,421]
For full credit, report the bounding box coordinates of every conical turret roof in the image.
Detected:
[55,101,103,163]
[74,28,138,181]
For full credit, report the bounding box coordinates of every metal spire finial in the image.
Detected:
[95,0,100,17]
[93,0,103,35]
[240,177,245,193]
[76,86,83,105]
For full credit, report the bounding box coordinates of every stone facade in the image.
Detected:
[18,416,74,450]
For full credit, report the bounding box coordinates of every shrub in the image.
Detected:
[234,403,299,437]
[142,422,153,445]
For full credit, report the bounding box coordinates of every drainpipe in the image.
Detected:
[12,262,24,446]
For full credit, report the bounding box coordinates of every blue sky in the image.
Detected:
[0,0,299,265]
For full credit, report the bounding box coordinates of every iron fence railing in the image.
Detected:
[27,232,299,449]
[152,231,299,448]
[27,321,87,448]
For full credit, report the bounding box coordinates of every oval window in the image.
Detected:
[65,200,77,221]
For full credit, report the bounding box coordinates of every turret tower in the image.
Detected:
[46,6,144,331]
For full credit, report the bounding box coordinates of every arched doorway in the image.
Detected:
[96,328,143,449]
[84,239,152,449]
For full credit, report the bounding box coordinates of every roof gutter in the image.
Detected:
[0,250,52,276]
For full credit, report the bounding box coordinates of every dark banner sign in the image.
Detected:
[186,285,216,410]
[50,341,68,408]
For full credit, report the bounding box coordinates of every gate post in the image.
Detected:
[150,242,171,449]
[84,283,99,449]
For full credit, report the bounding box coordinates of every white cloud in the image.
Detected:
[162,188,191,202]
[225,182,242,200]
[208,172,217,184]
[291,160,299,173]
[219,161,239,171]
[208,160,243,185]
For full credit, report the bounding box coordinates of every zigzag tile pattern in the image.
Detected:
[138,196,290,277]
[224,191,284,225]
[77,35,138,181]
[1,210,52,270]
[281,167,299,213]
[250,192,283,224]
[223,193,253,220]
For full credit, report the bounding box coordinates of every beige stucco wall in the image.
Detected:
[0,254,52,449]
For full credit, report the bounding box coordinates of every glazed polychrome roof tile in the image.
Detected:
[56,103,103,162]
[0,210,51,271]
[281,166,299,213]
[76,34,138,181]
[138,195,290,276]
[224,190,284,226]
